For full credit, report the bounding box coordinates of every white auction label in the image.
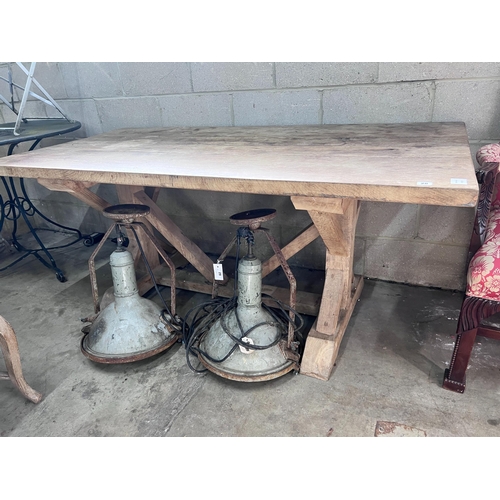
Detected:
[239,337,255,354]
[213,263,224,281]
[417,181,433,186]
[451,178,468,185]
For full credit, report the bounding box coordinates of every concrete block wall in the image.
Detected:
[2,62,498,290]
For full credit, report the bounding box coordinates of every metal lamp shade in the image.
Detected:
[81,249,178,364]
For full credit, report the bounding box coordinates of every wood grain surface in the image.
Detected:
[0,122,478,206]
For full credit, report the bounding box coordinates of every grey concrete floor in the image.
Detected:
[1,231,500,437]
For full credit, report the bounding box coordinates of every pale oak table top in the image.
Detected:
[0,122,478,207]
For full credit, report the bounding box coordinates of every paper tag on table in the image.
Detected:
[213,263,224,281]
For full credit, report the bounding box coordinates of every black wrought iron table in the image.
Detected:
[0,119,83,281]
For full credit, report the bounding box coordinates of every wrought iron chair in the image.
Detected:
[443,143,500,393]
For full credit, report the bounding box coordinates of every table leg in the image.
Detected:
[291,197,363,381]
[0,316,42,403]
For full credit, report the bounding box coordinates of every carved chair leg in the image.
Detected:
[443,328,478,393]
[443,295,500,393]
[0,316,42,403]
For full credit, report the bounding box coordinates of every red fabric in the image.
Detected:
[477,143,500,165]
[466,144,500,300]
[467,210,500,300]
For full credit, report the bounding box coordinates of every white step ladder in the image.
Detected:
[0,62,70,135]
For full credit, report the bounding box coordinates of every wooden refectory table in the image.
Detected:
[0,122,478,381]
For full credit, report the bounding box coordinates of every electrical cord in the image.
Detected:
[0,193,4,233]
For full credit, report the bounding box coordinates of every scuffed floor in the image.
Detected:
[1,233,500,437]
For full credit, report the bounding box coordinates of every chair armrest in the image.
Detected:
[477,143,500,167]
[473,144,500,249]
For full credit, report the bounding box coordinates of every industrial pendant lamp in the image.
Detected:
[81,204,182,364]
[185,208,302,382]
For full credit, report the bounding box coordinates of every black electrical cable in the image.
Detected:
[261,296,305,334]
[220,305,284,351]
[0,193,4,233]
[182,296,237,372]
[128,225,181,333]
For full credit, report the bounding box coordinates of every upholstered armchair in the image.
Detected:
[443,143,500,393]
